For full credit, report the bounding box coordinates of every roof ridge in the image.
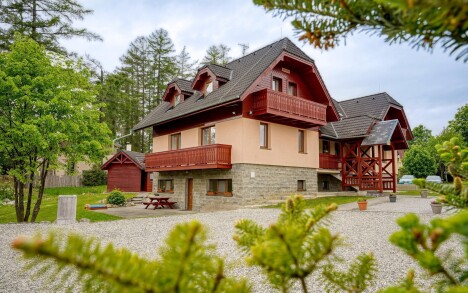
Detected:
[338,92,389,103]
[330,122,339,138]
[226,38,285,67]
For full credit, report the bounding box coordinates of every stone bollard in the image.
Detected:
[56,195,77,225]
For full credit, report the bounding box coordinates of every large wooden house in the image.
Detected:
[133,38,412,211]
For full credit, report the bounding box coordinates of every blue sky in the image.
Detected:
[62,0,468,135]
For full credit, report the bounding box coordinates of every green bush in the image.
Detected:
[106,190,126,206]
[412,178,426,189]
[82,168,107,186]
[0,181,14,201]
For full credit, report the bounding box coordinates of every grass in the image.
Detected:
[0,186,135,224]
[264,196,373,209]
[396,190,440,196]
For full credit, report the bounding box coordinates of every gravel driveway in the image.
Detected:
[0,196,458,292]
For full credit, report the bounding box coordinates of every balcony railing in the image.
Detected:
[319,153,340,169]
[145,144,232,172]
[252,89,327,125]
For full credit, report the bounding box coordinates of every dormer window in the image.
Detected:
[205,81,213,95]
[174,94,182,106]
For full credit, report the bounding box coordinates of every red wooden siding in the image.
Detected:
[145,172,153,192]
[107,163,142,192]
[146,144,232,172]
[319,153,340,169]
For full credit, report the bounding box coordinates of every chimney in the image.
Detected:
[126,142,131,151]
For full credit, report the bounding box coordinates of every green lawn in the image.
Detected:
[265,196,373,209]
[0,186,135,224]
[396,190,440,196]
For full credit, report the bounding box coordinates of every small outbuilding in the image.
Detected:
[101,150,152,192]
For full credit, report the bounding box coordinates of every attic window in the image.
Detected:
[272,77,282,92]
[205,81,213,95]
[174,94,182,106]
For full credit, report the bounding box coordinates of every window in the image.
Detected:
[288,82,297,96]
[158,179,173,192]
[297,180,306,191]
[321,181,329,191]
[272,77,282,92]
[170,133,181,150]
[322,140,330,153]
[202,126,215,145]
[205,81,213,95]
[260,123,268,149]
[174,94,182,106]
[298,130,305,153]
[208,179,232,195]
[335,142,340,156]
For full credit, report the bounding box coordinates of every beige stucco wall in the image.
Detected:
[152,117,319,168]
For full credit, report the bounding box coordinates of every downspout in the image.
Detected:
[112,130,134,149]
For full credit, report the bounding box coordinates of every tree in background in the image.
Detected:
[0,36,110,222]
[409,125,432,147]
[175,46,198,80]
[202,44,232,66]
[448,104,468,145]
[0,0,101,53]
[253,0,468,62]
[403,145,437,178]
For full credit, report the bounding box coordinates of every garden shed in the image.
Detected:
[101,150,152,192]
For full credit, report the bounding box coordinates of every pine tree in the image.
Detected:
[175,46,198,80]
[0,0,101,53]
[202,44,232,66]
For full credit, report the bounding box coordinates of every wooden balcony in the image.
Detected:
[319,153,340,169]
[145,144,232,172]
[252,89,327,126]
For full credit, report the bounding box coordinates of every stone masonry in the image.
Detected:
[153,163,318,211]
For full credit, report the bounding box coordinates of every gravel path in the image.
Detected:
[0,196,458,292]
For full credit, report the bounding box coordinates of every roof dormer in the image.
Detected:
[192,64,232,95]
[162,78,194,107]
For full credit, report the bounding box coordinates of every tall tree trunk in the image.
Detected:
[31,160,48,223]
[14,178,25,223]
[31,0,37,41]
[23,171,35,222]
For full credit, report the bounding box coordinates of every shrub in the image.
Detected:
[106,190,126,206]
[0,181,14,201]
[82,168,107,186]
[412,178,426,189]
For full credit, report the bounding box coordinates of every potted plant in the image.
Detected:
[389,194,397,202]
[357,198,367,211]
[430,200,442,214]
[413,178,428,198]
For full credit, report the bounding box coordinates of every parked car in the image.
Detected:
[426,175,443,184]
[399,175,415,184]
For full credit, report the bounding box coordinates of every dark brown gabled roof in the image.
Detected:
[338,92,402,120]
[101,150,145,170]
[133,38,316,131]
[205,64,233,80]
[172,78,194,94]
[322,115,376,139]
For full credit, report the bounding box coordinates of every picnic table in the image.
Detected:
[143,196,177,210]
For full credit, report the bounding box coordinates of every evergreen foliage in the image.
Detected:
[389,211,468,291]
[436,137,468,179]
[233,195,376,292]
[0,0,101,53]
[253,0,468,62]
[12,221,250,292]
[403,146,438,178]
[175,46,198,79]
[82,168,107,186]
[202,44,232,65]
[106,190,126,206]
[0,36,111,222]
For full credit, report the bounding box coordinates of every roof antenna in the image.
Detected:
[238,43,249,56]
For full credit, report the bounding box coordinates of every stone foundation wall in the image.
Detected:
[153,164,318,211]
[317,174,342,192]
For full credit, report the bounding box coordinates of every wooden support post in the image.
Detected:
[357,142,362,190]
[378,145,383,193]
[341,142,345,191]
[391,145,396,193]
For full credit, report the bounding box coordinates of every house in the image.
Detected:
[133,38,412,211]
[101,150,152,192]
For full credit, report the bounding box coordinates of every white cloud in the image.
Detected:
[61,0,468,135]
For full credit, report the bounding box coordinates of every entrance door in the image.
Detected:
[186,178,193,211]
